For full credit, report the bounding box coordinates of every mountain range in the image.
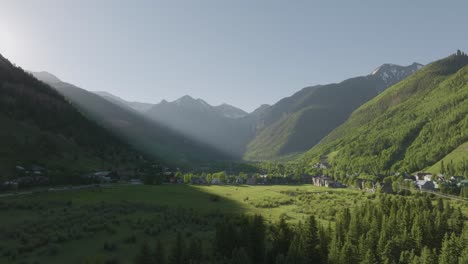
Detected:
[303,53,468,175]
[88,62,422,161]
[31,73,233,166]
[244,62,423,160]
[2,50,466,178]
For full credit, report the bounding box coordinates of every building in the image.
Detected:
[312,175,333,187]
[246,176,257,185]
[415,180,436,191]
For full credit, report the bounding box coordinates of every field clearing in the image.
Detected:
[1,184,466,263]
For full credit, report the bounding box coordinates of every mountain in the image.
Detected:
[213,103,248,118]
[146,96,253,157]
[302,52,468,175]
[32,74,232,165]
[28,71,62,84]
[94,91,154,113]
[0,54,141,181]
[371,63,423,92]
[243,62,423,161]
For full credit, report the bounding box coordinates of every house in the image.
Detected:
[94,171,114,183]
[234,176,244,185]
[211,178,222,185]
[129,179,142,185]
[246,176,257,185]
[415,180,435,191]
[312,175,333,187]
[190,177,207,185]
[423,174,433,181]
[31,165,46,176]
[414,172,432,181]
[2,180,18,190]
[450,176,464,183]
[458,180,468,188]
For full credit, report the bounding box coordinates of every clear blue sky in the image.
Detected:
[0,0,466,112]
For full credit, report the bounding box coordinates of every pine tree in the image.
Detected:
[230,248,251,264]
[418,247,436,264]
[361,249,378,264]
[135,241,153,264]
[153,239,165,264]
[287,231,308,264]
[248,215,266,263]
[168,233,185,264]
[305,215,321,263]
[268,216,293,262]
[438,233,461,264]
[441,160,446,175]
[187,238,203,263]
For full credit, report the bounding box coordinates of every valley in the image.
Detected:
[0,2,467,262]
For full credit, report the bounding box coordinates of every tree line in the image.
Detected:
[134,194,467,264]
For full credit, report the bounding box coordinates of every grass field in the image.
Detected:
[0,184,466,263]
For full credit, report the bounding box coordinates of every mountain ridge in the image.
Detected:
[244,62,423,160]
[302,52,468,175]
[32,74,233,165]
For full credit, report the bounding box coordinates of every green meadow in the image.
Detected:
[0,184,365,263]
[0,184,466,263]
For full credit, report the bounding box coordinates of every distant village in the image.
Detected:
[2,162,467,198]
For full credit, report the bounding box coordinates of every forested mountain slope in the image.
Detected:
[244,63,422,160]
[32,73,232,165]
[0,54,140,180]
[303,52,468,175]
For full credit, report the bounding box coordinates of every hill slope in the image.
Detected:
[303,53,468,175]
[425,142,468,175]
[0,54,140,181]
[32,73,231,165]
[244,63,422,160]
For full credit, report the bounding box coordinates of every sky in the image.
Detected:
[0,0,467,112]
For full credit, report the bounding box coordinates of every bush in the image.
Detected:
[209,194,221,202]
[103,241,117,252]
[47,245,59,256]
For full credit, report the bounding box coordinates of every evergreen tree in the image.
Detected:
[135,241,153,264]
[287,230,308,264]
[230,248,251,264]
[438,233,461,264]
[268,216,293,263]
[418,247,436,264]
[305,215,322,263]
[441,160,446,175]
[168,233,186,264]
[248,215,266,263]
[187,238,203,263]
[153,239,165,264]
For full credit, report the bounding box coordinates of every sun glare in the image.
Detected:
[0,25,17,57]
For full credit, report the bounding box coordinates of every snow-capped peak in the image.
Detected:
[370,62,423,92]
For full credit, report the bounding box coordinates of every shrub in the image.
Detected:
[209,194,221,202]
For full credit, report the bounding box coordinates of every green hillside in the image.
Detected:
[303,52,468,176]
[244,63,422,161]
[426,141,468,175]
[0,54,141,181]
